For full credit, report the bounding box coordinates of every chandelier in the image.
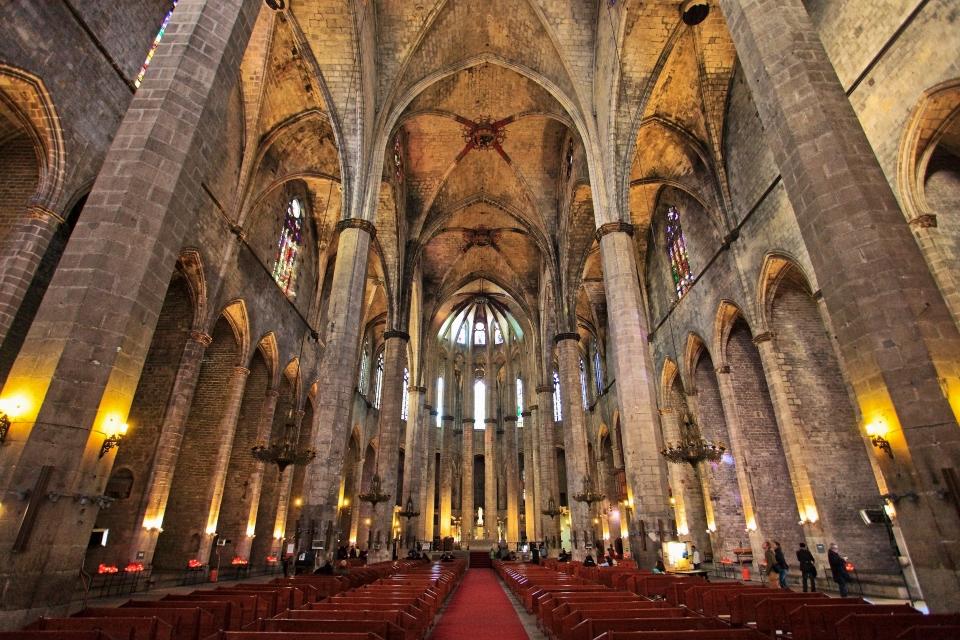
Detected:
[541,495,562,518]
[660,412,725,465]
[358,473,391,508]
[252,434,316,473]
[572,475,605,506]
[398,496,420,521]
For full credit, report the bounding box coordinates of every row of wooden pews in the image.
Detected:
[5,559,465,640]
[495,560,959,640]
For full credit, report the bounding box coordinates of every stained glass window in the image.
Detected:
[593,339,603,393]
[553,370,562,423]
[393,136,404,182]
[665,205,694,298]
[401,367,410,420]
[135,1,178,89]
[473,321,486,346]
[436,377,444,427]
[474,379,486,429]
[494,322,504,345]
[358,341,370,393]
[272,198,304,298]
[516,378,524,428]
[456,322,467,345]
[374,351,384,409]
[580,357,588,409]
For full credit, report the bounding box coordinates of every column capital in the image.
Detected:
[335,217,377,239]
[233,366,251,378]
[504,415,519,422]
[429,409,439,417]
[752,331,775,345]
[595,221,635,241]
[715,364,730,374]
[462,418,475,424]
[536,385,553,394]
[554,332,581,345]
[383,329,410,342]
[520,410,533,417]
[190,330,212,346]
[442,415,455,422]
[526,404,538,411]
[27,204,66,225]
[483,418,496,424]
[408,385,427,393]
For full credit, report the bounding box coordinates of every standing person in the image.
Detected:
[796,543,817,592]
[763,541,779,588]
[773,541,789,589]
[828,543,852,597]
[691,544,702,570]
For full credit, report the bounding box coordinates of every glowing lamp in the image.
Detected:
[865,420,893,458]
[99,417,129,458]
[0,395,27,443]
[97,564,119,574]
[745,517,757,532]
[294,497,304,507]
[677,524,690,536]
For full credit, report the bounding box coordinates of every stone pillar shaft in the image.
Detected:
[232,388,280,561]
[302,222,373,551]
[596,228,672,566]
[483,362,497,540]
[535,388,561,547]
[556,337,592,559]
[719,0,960,608]
[521,407,538,541]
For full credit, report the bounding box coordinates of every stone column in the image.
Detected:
[271,410,305,558]
[503,356,521,543]
[535,385,561,548]
[720,0,960,608]
[0,205,64,349]
[301,219,375,553]
[521,407,538,541]
[595,223,673,567]
[126,330,210,565]
[197,365,250,562]
[461,356,475,545]
[348,451,365,545]
[232,388,280,561]
[421,406,437,542]
[555,335,593,560]
[439,412,454,538]
[368,331,408,562]
[0,1,261,624]
[483,358,498,541]
[400,384,426,546]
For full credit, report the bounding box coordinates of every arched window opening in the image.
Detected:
[358,340,370,393]
[552,370,562,423]
[494,322,504,345]
[272,198,304,298]
[373,351,384,409]
[475,378,486,429]
[135,1,178,89]
[456,321,467,345]
[665,205,694,298]
[401,367,410,420]
[436,376,444,427]
[104,468,134,500]
[474,321,486,346]
[516,378,524,428]
[579,357,588,409]
[593,340,603,393]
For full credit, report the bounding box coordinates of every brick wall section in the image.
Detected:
[153,318,239,569]
[87,274,193,568]
[0,136,38,244]
[725,319,803,553]
[251,378,293,563]
[217,352,270,561]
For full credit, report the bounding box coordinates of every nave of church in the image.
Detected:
[0,0,959,632]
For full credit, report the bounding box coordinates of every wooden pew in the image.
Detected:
[26,616,173,640]
[73,608,213,640]
[121,599,232,632]
[276,610,418,640]
[788,604,919,640]
[0,632,113,640]
[835,613,960,640]
[215,633,383,640]
[754,596,866,635]
[566,616,729,640]
[592,630,767,639]
[729,591,838,626]
[162,594,257,629]
[257,618,404,640]
[895,626,960,639]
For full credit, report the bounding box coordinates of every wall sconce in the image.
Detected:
[865,420,893,458]
[99,419,129,458]
[0,396,26,443]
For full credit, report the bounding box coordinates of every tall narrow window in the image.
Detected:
[516,378,524,428]
[474,379,486,429]
[473,321,486,346]
[436,377,444,428]
[272,198,304,298]
[593,340,603,393]
[579,357,588,409]
[135,1,178,89]
[401,367,410,420]
[358,340,370,393]
[552,370,562,423]
[456,322,467,345]
[373,351,384,409]
[494,322,504,345]
[665,205,694,298]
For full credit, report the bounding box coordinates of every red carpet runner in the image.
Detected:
[429,568,528,640]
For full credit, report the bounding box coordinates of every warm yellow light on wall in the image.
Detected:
[745,516,757,532]
[205,525,217,535]
[99,415,130,458]
[804,505,819,524]
[341,497,350,507]
[273,527,285,540]
[0,395,28,418]
[246,523,256,537]
[677,524,690,536]
[883,503,897,519]
[142,515,164,531]
[864,418,893,458]
[294,497,303,507]
[364,518,372,526]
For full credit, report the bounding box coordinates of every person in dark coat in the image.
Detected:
[796,542,817,592]
[828,543,852,597]
[773,541,789,589]
[583,554,597,567]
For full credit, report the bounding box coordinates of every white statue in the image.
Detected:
[477,506,484,526]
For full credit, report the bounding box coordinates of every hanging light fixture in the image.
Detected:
[358,473,391,508]
[572,475,606,506]
[398,495,420,521]
[251,331,317,472]
[541,495,562,518]
[660,411,726,466]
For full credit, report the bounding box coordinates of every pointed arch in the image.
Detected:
[220,299,251,365]
[757,252,815,331]
[176,249,207,331]
[256,332,280,389]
